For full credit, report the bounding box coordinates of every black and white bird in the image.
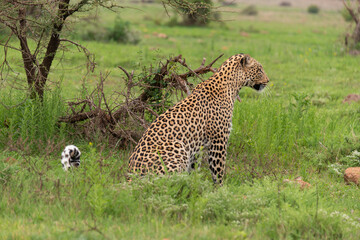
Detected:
[61,145,81,171]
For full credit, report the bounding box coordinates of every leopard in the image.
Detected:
[128,54,269,184]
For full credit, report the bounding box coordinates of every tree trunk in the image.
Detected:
[2,0,91,99]
[18,8,37,99]
[352,22,360,45]
[33,0,70,100]
[35,25,63,99]
[343,0,360,51]
[18,0,70,100]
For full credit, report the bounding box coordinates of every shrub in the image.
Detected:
[166,15,179,27]
[211,10,221,22]
[241,5,258,16]
[107,18,140,44]
[74,18,140,44]
[73,19,108,42]
[279,1,291,7]
[179,0,214,26]
[219,0,236,6]
[307,5,320,14]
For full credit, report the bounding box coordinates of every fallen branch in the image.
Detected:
[58,54,223,147]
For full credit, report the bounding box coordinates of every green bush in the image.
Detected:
[308,5,320,14]
[219,0,236,6]
[107,18,140,44]
[74,18,140,44]
[241,5,258,16]
[179,0,213,26]
[77,23,108,42]
[166,15,179,27]
[279,1,291,7]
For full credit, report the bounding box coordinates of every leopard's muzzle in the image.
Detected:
[253,83,267,91]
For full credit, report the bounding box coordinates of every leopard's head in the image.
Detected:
[221,54,269,92]
[238,54,269,91]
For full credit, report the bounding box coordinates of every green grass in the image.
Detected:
[1,2,360,239]
[1,149,360,239]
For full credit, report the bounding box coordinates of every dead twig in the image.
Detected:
[58,54,223,147]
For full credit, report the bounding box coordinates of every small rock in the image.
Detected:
[284,176,311,189]
[342,94,360,104]
[344,167,360,185]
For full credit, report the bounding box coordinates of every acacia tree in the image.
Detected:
[0,0,214,100]
[162,0,214,26]
[343,0,360,53]
[0,0,114,99]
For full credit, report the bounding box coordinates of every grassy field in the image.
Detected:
[1,2,360,239]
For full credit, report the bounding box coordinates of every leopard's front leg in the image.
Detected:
[206,140,228,185]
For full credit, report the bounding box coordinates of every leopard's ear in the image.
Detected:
[239,54,251,68]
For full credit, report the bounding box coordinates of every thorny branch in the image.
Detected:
[58,54,223,147]
[59,38,96,72]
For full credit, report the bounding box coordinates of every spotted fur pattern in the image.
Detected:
[128,54,269,184]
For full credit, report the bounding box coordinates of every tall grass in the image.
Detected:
[1,147,360,239]
[0,88,66,152]
[227,92,360,182]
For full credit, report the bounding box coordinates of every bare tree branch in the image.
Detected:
[343,0,359,24]
[0,0,119,100]
[58,54,224,146]
[60,38,96,72]
[65,0,89,18]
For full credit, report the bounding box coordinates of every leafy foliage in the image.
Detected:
[75,17,140,44]
[241,5,258,16]
[107,17,141,44]
[308,5,320,14]
[164,0,214,26]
